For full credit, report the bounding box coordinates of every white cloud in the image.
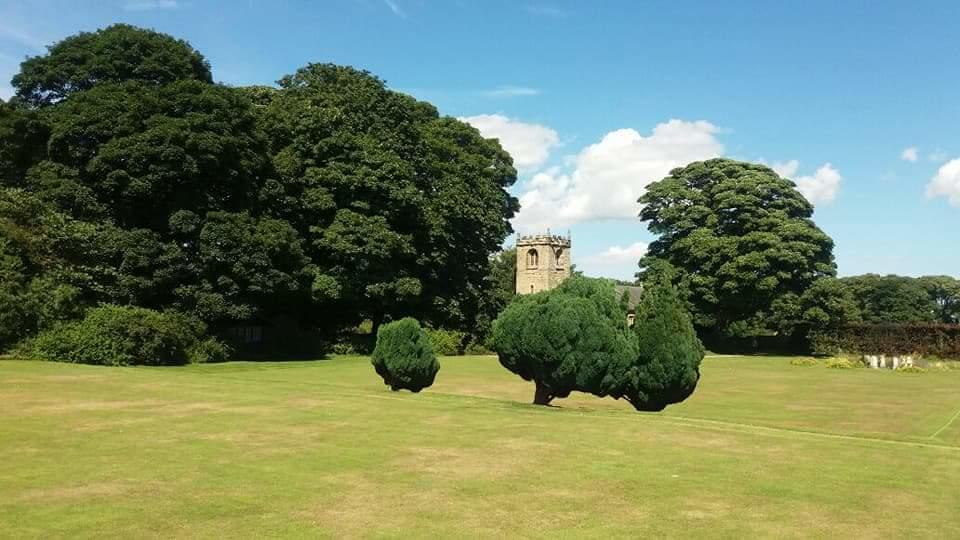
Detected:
[481,85,541,98]
[771,159,799,178]
[591,242,648,263]
[767,160,842,205]
[460,114,560,173]
[794,163,842,205]
[510,119,723,231]
[578,242,647,280]
[382,0,406,17]
[926,159,960,207]
[124,0,180,11]
[0,84,12,101]
[901,147,918,162]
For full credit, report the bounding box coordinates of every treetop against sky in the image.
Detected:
[1,0,958,280]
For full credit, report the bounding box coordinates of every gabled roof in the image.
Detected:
[614,285,644,310]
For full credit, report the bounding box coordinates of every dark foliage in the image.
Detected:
[621,284,704,411]
[811,324,960,359]
[638,159,836,338]
[13,23,212,106]
[2,25,520,358]
[29,304,225,366]
[254,64,519,333]
[491,276,702,411]
[840,274,959,324]
[370,318,439,392]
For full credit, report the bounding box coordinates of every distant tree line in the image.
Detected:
[839,274,959,324]
[0,24,519,359]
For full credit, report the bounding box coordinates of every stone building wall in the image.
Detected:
[516,234,572,295]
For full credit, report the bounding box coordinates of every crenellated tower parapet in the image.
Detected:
[515,231,572,294]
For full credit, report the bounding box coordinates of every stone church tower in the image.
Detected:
[516,232,572,294]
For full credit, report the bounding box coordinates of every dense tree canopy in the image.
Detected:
[12,24,212,107]
[784,277,861,330]
[38,80,270,227]
[638,158,837,338]
[0,24,520,356]
[252,63,519,332]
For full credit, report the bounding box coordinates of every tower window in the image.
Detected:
[526,249,539,269]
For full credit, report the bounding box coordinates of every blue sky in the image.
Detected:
[2,0,959,280]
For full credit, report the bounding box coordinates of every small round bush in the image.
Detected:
[371,318,439,392]
[895,365,925,374]
[790,358,820,367]
[825,358,862,369]
[187,337,232,364]
[425,328,465,356]
[30,304,219,366]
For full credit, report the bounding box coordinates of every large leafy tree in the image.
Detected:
[172,211,313,324]
[254,64,519,332]
[1,25,310,333]
[38,80,270,228]
[0,101,49,187]
[2,24,523,354]
[12,23,212,107]
[638,158,837,337]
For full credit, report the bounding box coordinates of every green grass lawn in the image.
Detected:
[2,355,959,538]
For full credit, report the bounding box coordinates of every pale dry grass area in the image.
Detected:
[1,355,959,538]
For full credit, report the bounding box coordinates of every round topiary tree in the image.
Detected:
[491,276,638,406]
[613,283,705,411]
[371,317,439,392]
[491,276,704,411]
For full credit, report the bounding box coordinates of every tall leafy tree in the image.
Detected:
[1,25,311,335]
[638,158,836,337]
[13,23,212,107]
[40,80,270,229]
[255,64,519,332]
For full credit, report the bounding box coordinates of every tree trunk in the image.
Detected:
[533,381,554,406]
[371,312,383,338]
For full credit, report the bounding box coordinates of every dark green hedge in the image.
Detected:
[30,304,228,366]
[810,324,960,358]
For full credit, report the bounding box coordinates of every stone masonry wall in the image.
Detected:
[516,234,572,295]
